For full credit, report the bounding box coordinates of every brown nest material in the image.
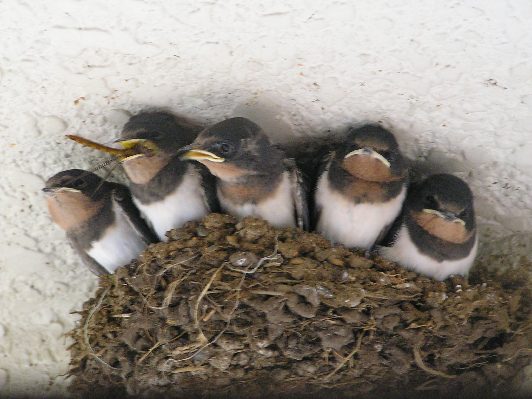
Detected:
[68,214,531,399]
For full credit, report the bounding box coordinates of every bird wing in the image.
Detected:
[377,177,414,249]
[196,163,220,213]
[109,183,159,244]
[285,158,310,231]
[278,134,341,181]
[375,182,411,252]
[310,151,334,231]
[376,209,404,249]
[68,238,109,276]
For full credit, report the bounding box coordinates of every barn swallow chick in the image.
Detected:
[378,174,478,281]
[178,117,309,229]
[314,125,408,251]
[115,111,218,240]
[43,169,158,275]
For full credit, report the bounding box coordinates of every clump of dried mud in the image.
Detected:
[68,214,531,399]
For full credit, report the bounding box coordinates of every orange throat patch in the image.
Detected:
[218,181,276,205]
[342,155,398,183]
[411,210,474,244]
[46,193,104,231]
[123,154,172,185]
[202,161,252,182]
[341,178,388,203]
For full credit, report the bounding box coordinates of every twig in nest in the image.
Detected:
[137,329,187,365]
[160,279,183,309]
[161,262,229,359]
[139,253,198,278]
[414,378,439,391]
[171,341,205,356]
[171,366,206,373]
[250,290,285,296]
[123,278,157,309]
[202,308,217,322]
[169,238,281,364]
[155,254,199,277]
[111,313,132,318]
[227,235,280,275]
[124,269,192,311]
[153,270,194,310]
[413,345,455,379]
[175,260,250,363]
[138,341,163,365]
[193,264,225,343]
[502,347,532,362]
[83,286,118,369]
[323,331,365,380]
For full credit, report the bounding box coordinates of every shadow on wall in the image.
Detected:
[231,94,381,143]
[232,96,309,143]
[230,93,477,181]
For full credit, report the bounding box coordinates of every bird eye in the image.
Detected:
[458,208,468,219]
[425,195,438,209]
[215,142,233,155]
[150,131,163,140]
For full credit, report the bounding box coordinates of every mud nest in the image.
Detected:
[68,214,531,399]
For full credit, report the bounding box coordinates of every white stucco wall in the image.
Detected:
[1,0,531,396]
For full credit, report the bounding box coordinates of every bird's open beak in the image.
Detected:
[344,147,390,168]
[113,138,147,148]
[112,138,155,161]
[177,145,225,163]
[422,208,466,225]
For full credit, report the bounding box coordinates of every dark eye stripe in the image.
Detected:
[425,195,439,209]
[72,179,86,188]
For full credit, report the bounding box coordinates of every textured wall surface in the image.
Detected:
[1,0,531,396]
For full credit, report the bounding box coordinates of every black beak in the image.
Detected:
[42,186,61,196]
[441,211,458,221]
[176,144,195,157]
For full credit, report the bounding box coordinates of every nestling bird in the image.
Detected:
[43,169,158,275]
[114,111,218,240]
[313,125,408,251]
[378,174,478,281]
[178,117,309,230]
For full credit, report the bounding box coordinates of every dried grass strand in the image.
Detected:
[83,286,118,370]
[323,332,365,381]
[413,345,455,379]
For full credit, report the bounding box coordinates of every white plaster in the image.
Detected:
[1,0,531,396]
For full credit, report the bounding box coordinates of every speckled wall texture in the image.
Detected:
[0,0,531,396]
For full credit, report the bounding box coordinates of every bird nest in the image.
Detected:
[67,214,531,399]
